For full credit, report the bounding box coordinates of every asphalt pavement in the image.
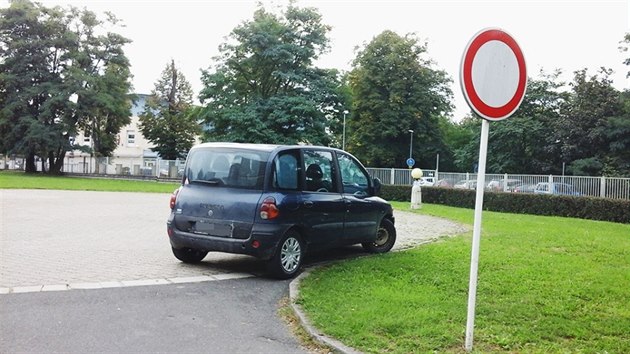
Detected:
[0,277,307,353]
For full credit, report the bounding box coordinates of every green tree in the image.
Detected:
[0,1,74,173]
[198,4,344,145]
[559,68,622,175]
[347,30,453,168]
[620,32,630,77]
[0,1,132,174]
[511,70,568,173]
[445,116,480,172]
[448,72,569,174]
[485,71,569,174]
[69,8,132,173]
[326,73,352,149]
[138,59,200,160]
[596,90,630,176]
[613,33,630,175]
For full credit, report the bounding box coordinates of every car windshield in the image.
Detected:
[185,147,269,189]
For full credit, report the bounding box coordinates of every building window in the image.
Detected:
[83,136,91,143]
[127,130,136,146]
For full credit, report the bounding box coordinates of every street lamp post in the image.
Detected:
[342,110,349,150]
[408,129,414,159]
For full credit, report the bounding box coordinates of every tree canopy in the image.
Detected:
[0,0,132,174]
[558,68,626,175]
[450,72,569,174]
[138,59,200,160]
[445,67,630,176]
[198,4,346,145]
[347,31,453,168]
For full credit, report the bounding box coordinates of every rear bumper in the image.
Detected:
[167,221,288,260]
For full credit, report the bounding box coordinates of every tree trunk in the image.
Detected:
[94,154,101,174]
[48,152,55,173]
[51,153,65,174]
[25,153,37,173]
[92,129,100,174]
[47,150,66,175]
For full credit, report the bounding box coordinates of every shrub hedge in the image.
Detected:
[381,185,630,224]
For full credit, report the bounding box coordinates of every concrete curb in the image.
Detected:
[289,270,363,354]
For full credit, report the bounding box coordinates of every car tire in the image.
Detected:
[267,230,304,279]
[362,218,396,254]
[172,247,208,263]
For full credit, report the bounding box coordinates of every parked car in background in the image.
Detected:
[435,179,451,188]
[167,143,397,279]
[454,179,477,190]
[534,182,581,196]
[485,179,522,192]
[513,183,537,193]
[419,177,435,186]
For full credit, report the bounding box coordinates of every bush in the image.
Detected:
[380,185,630,223]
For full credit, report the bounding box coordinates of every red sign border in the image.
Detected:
[460,28,527,121]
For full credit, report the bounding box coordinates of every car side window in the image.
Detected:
[303,150,337,193]
[272,151,299,190]
[337,153,369,196]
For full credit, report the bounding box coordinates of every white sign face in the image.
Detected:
[460,28,527,121]
[471,40,520,108]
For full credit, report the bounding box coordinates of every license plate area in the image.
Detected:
[192,220,233,237]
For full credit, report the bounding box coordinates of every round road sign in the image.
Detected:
[460,28,527,121]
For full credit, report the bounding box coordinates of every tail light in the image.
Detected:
[169,187,180,210]
[259,197,279,220]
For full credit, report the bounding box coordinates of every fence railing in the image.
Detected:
[366,168,630,200]
[1,155,628,200]
[0,155,185,179]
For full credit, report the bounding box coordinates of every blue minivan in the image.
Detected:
[167,143,396,278]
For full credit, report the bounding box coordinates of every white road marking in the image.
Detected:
[0,273,254,295]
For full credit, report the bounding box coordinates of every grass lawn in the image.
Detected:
[298,202,630,353]
[0,170,179,193]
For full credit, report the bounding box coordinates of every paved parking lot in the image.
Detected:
[0,189,468,294]
[0,189,266,293]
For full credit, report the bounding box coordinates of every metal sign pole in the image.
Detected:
[465,118,490,351]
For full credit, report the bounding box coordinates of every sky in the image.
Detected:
[3,0,630,120]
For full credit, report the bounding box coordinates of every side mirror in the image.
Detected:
[372,177,382,196]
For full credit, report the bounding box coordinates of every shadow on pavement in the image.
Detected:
[181,245,371,279]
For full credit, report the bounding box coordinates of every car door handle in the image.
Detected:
[303,200,314,208]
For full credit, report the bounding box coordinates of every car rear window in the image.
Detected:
[185,147,269,189]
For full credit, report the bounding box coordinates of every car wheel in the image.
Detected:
[171,247,208,263]
[267,230,304,279]
[362,218,396,254]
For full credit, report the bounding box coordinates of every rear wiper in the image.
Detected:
[190,178,223,185]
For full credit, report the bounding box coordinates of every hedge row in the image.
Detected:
[380,185,630,224]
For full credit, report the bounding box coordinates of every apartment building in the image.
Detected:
[65,93,171,175]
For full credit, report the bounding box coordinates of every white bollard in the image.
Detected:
[411,179,422,209]
[410,168,423,209]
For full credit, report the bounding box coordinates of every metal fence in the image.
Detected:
[366,168,630,200]
[0,155,185,179]
[2,155,628,200]
[60,157,185,178]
